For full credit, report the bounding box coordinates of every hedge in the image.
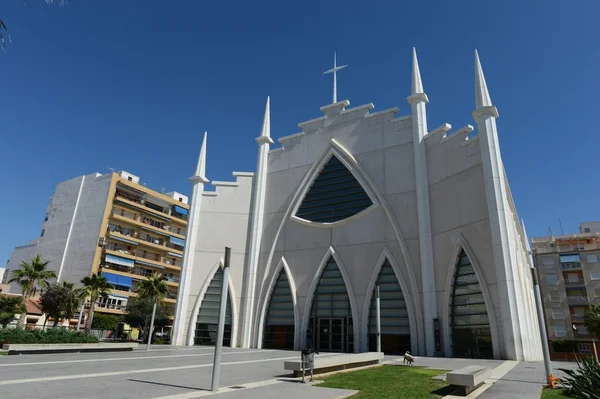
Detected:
[0,328,100,344]
[552,339,579,353]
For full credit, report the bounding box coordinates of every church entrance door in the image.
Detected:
[318,318,344,352]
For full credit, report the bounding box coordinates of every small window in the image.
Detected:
[128,176,133,181]
[584,228,591,233]
[587,254,598,263]
[546,274,559,286]
[179,197,183,202]
[552,309,565,319]
[578,343,592,353]
[40,229,45,237]
[590,272,600,280]
[567,273,579,282]
[554,324,567,337]
[577,325,589,334]
[542,257,555,269]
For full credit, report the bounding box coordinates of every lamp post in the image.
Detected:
[375,286,381,353]
[529,253,552,384]
[211,247,231,391]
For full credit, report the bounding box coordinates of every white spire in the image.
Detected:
[255,96,274,144]
[323,51,348,104]
[474,49,493,108]
[411,47,424,95]
[191,132,209,183]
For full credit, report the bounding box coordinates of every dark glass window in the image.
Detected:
[308,257,354,353]
[449,250,493,359]
[263,269,295,350]
[194,268,232,346]
[368,260,411,354]
[296,156,372,223]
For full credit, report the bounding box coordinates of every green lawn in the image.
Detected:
[316,365,452,398]
[540,387,571,398]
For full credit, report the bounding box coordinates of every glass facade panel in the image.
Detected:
[194,268,232,346]
[450,250,493,359]
[296,156,372,223]
[368,260,411,354]
[307,257,354,352]
[263,269,295,350]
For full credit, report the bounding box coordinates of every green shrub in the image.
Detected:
[0,328,99,344]
[91,313,119,331]
[558,356,600,398]
[552,339,578,353]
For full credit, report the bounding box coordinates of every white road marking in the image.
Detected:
[0,355,299,386]
[0,350,273,368]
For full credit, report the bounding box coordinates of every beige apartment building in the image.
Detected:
[532,224,600,356]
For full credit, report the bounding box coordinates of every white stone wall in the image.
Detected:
[180,174,253,347]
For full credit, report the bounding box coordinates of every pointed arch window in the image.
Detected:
[263,269,295,350]
[295,155,372,223]
[368,260,411,354]
[308,257,354,353]
[194,267,232,346]
[449,250,492,359]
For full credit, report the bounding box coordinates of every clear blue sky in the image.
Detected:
[1,1,598,265]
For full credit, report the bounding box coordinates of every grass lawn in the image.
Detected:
[540,387,572,398]
[317,365,452,398]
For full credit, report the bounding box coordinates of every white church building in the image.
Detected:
[170,49,543,361]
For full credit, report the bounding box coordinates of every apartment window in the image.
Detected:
[577,325,589,335]
[551,309,565,320]
[567,273,579,283]
[554,324,567,338]
[578,343,592,353]
[549,291,561,302]
[179,197,183,202]
[560,254,581,263]
[590,272,600,280]
[584,228,591,233]
[587,254,598,263]
[40,229,45,237]
[542,257,555,269]
[595,288,600,297]
[546,274,559,286]
[128,176,133,181]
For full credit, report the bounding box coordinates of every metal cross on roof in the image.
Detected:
[322,52,347,104]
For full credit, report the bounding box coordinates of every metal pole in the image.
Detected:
[76,302,84,331]
[211,247,231,392]
[376,285,381,353]
[593,338,598,363]
[146,298,158,351]
[530,264,552,384]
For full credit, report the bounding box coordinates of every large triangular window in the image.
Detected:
[295,155,372,223]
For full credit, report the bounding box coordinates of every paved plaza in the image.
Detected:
[0,346,576,398]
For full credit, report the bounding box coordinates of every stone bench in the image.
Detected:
[2,342,139,355]
[284,352,384,377]
[446,365,492,395]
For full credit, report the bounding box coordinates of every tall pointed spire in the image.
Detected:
[191,132,209,183]
[411,47,424,95]
[255,96,274,144]
[474,50,493,108]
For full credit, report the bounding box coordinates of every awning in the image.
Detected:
[168,252,183,258]
[108,235,138,246]
[174,205,188,216]
[169,236,185,247]
[141,226,170,236]
[102,272,133,288]
[135,260,165,269]
[105,254,135,268]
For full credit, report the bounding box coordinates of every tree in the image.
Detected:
[134,274,169,347]
[9,255,56,328]
[0,296,26,328]
[80,274,112,332]
[124,297,171,338]
[39,281,85,328]
[91,313,119,331]
[584,304,600,340]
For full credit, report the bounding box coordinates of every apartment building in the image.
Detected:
[532,229,600,356]
[5,170,189,322]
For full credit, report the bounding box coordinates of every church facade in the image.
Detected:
[170,50,544,361]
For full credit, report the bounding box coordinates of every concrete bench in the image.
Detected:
[2,342,139,355]
[446,365,492,395]
[284,352,384,377]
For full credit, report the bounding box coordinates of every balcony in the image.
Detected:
[564,279,586,287]
[567,296,589,305]
[570,314,585,322]
[114,191,187,225]
[92,301,128,312]
[561,262,582,270]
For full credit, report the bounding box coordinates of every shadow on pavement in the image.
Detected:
[127,379,209,391]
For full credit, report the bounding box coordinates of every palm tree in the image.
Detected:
[135,273,168,350]
[60,281,87,327]
[9,255,57,328]
[81,274,112,331]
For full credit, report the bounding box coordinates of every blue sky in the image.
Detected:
[1,1,598,265]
